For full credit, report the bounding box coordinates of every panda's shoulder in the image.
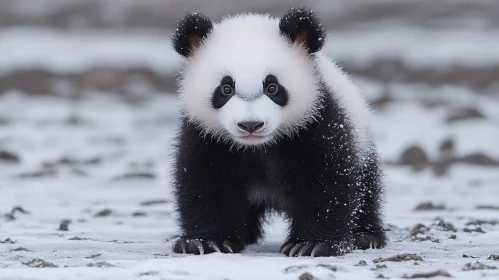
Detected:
[314,52,372,152]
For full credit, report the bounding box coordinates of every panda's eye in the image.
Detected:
[222,85,233,96]
[266,83,278,95]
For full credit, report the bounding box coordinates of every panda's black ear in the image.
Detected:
[172,12,214,57]
[279,7,326,54]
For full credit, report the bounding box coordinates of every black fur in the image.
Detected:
[279,7,326,54]
[212,76,235,109]
[172,12,213,57]
[172,83,386,257]
[263,74,288,107]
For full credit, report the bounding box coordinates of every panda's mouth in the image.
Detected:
[235,133,270,145]
[240,135,265,140]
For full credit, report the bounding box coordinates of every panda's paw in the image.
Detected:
[173,238,245,255]
[353,232,387,250]
[280,239,353,257]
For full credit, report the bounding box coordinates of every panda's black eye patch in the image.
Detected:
[263,75,288,107]
[221,76,234,86]
[212,76,235,109]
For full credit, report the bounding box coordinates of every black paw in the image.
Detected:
[280,239,353,257]
[173,238,245,255]
[353,232,386,250]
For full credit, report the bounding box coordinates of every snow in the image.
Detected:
[1,26,498,76]
[1,88,499,279]
[0,28,180,75]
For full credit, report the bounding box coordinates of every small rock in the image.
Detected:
[412,236,439,243]
[0,238,16,244]
[466,219,498,226]
[59,220,71,231]
[138,271,160,277]
[476,205,499,210]
[372,264,387,270]
[410,224,427,236]
[299,272,315,280]
[403,269,451,278]
[11,206,30,215]
[87,261,115,268]
[113,172,156,181]
[0,116,9,125]
[446,107,485,123]
[9,247,31,252]
[85,253,101,259]
[435,218,456,232]
[371,93,393,108]
[4,206,30,221]
[463,227,485,233]
[17,168,57,178]
[132,211,147,217]
[458,153,499,167]
[414,202,445,211]
[374,253,423,263]
[0,151,20,164]
[439,138,455,156]
[94,209,113,217]
[59,157,101,166]
[355,260,368,266]
[433,160,451,177]
[488,255,499,261]
[399,146,428,171]
[22,258,58,268]
[69,236,88,241]
[316,264,337,271]
[140,199,169,206]
[463,262,497,271]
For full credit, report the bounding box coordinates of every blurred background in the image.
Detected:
[0,0,498,277]
[0,0,498,97]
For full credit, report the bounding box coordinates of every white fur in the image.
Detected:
[178,13,371,151]
[179,14,319,147]
[314,52,372,154]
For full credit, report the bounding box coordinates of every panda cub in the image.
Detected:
[171,7,386,257]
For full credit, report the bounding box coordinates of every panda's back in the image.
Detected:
[314,52,372,156]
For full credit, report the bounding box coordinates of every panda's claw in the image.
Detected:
[195,240,205,255]
[297,243,314,257]
[310,244,320,257]
[281,239,353,257]
[181,241,187,254]
[289,244,303,257]
[222,241,233,253]
[207,241,221,253]
[280,243,294,254]
[173,238,244,255]
[353,233,386,250]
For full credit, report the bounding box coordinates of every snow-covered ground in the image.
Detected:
[1,86,498,279]
[1,4,499,277]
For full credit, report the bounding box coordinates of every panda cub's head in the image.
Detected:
[173,7,326,147]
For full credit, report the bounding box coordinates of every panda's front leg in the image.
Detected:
[172,157,250,255]
[280,170,356,257]
[173,178,250,255]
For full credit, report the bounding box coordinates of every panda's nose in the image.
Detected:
[237,121,265,133]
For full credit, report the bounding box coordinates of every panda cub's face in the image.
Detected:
[173,9,326,147]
